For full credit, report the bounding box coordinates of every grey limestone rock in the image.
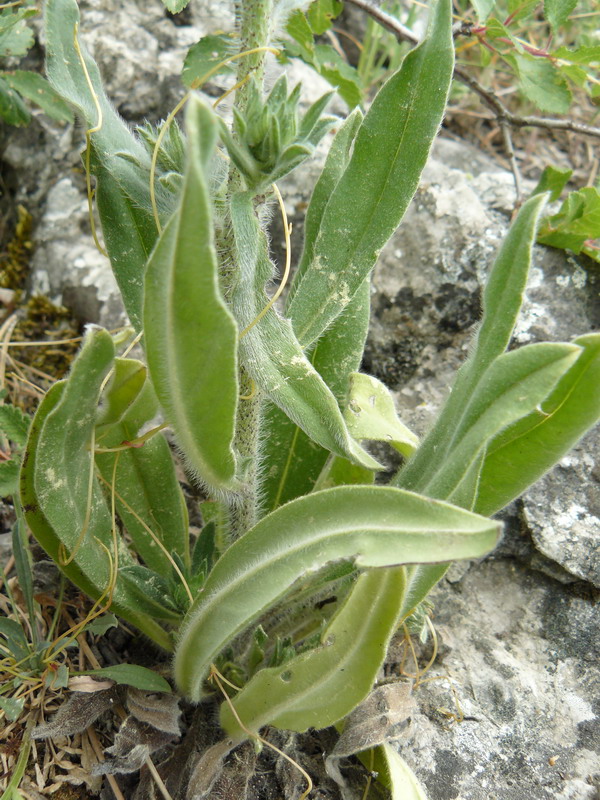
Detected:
[395,559,598,800]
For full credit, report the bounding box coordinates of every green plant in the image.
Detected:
[0,0,72,126]
[456,0,600,114]
[531,165,600,262]
[13,0,600,795]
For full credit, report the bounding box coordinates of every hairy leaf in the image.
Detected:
[260,110,369,511]
[174,486,499,699]
[230,191,379,471]
[95,358,146,431]
[288,107,363,306]
[80,665,172,693]
[476,333,600,515]
[0,70,73,122]
[221,568,407,735]
[287,0,454,347]
[144,96,239,492]
[422,343,581,500]
[20,328,172,650]
[95,360,189,574]
[372,744,429,800]
[182,34,237,88]
[395,193,548,492]
[260,279,373,511]
[45,0,172,329]
[119,566,182,621]
[344,372,419,457]
[32,687,121,739]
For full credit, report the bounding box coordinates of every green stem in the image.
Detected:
[234,0,274,109]
[0,715,33,800]
[215,217,262,540]
[223,0,274,539]
[229,367,262,539]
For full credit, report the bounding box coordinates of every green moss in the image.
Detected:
[0,206,80,407]
[0,204,33,291]
[14,294,79,381]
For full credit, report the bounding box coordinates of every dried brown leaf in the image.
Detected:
[68,675,115,692]
[186,738,236,800]
[204,740,256,800]
[93,715,177,776]
[127,687,181,736]
[31,686,122,740]
[326,682,415,793]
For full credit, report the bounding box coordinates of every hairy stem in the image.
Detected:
[224,0,274,538]
[234,0,274,109]
[229,367,262,538]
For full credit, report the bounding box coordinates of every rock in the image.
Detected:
[524,457,600,588]
[3,0,329,334]
[29,176,126,329]
[393,559,598,800]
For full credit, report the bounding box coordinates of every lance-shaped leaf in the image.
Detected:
[421,343,581,500]
[95,358,146,431]
[261,280,372,511]
[287,106,363,308]
[260,110,369,511]
[394,342,580,622]
[344,372,419,457]
[20,328,172,650]
[230,192,379,471]
[476,333,600,516]
[92,158,163,331]
[394,193,548,493]
[287,0,454,347]
[221,567,406,737]
[371,745,429,800]
[144,96,239,492]
[95,359,189,574]
[174,485,500,700]
[45,0,173,329]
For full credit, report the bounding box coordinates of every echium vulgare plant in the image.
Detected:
[17,0,600,793]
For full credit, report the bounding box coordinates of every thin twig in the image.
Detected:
[344,0,600,142]
[145,757,174,800]
[453,64,600,139]
[499,119,522,207]
[86,726,126,800]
